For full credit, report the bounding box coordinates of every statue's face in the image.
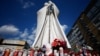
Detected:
[44,3,48,6]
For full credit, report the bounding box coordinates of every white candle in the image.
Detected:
[9,50,14,56]
[34,51,38,56]
[54,50,59,56]
[18,50,23,56]
[22,50,27,56]
[59,47,64,56]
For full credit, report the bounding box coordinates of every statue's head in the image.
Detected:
[44,2,48,6]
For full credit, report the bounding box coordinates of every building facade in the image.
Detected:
[0,39,30,50]
[67,0,100,52]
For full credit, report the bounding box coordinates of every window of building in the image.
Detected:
[91,6,98,13]
[75,28,79,33]
[78,35,83,40]
[79,37,84,42]
[87,5,100,20]
[77,31,80,35]
[96,0,100,7]
[94,18,100,25]
[87,12,93,19]
[92,12,100,22]
[99,17,100,20]
[96,21,100,28]
[98,26,100,30]
[82,40,85,44]
[73,24,78,30]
